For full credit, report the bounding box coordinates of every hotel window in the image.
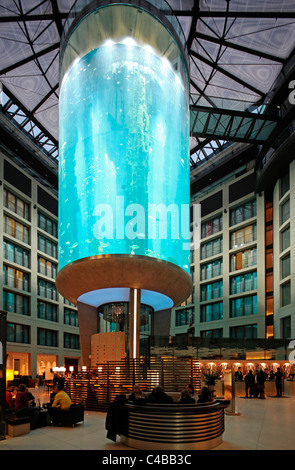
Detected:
[3,240,30,268]
[200,329,223,338]
[175,308,194,327]
[4,188,30,220]
[282,316,291,338]
[281,199,290,225]
[280,171,289,199]
[201,237,223,259]
[230,324,257,339]
[266,272,273,293]
[4,215,29,244]
[266,297,273,315]
[230,247,257,271]
[201,214,222,239]
[64,333,80,350]
[37,328,58,347]
[281,281,291,307]
[281,226,290,252]
[3,290,30,316]
[266,248,273,269]
[38,234,57,258]
[38,212,57,238]
[230,199,256,226]
[201,302,223,322]
[64,298,76,308]
[230,271,257,295]
[265,225,273,247]
[281,254,290,279]
[230,223,256,249]
[3,265,30,292]
[38,256,57,279]
[38,301,58,322]
[201,258,223,280]
[64,308,79,327]
[201,280,223,301]
[7,322,30,344]
[231,295,257,317]
[38,279,58,301]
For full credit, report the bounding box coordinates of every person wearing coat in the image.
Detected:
[245,370,255,398]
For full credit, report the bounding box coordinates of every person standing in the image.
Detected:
[274,367,284,397]
[256,369,266,399]
[245,370,255,398]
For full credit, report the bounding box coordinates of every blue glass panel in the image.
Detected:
[59,42,190,273]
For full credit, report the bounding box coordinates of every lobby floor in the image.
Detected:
[1,387,294,451]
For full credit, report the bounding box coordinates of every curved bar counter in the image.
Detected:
[119,401,230,450]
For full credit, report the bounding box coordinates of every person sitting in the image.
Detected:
[51,385,72,410]
[27,390,36,406]
[186,384,196,400]
[48,385,72,425]
[15,383,29,411]
[128,385,147,403]
[14,383,40,429]
[197,386,213,403]
[5,385,16,413]
[147,385,173,404]
[178,389,195,404]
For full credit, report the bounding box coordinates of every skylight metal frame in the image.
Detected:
[0,0,295,171]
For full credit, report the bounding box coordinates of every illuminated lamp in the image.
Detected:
[6,369,14,383]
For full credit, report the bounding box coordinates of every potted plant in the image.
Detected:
[204,373,218,397]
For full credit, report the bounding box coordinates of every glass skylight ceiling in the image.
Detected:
[1,0,295,170]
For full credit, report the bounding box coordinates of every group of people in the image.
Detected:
[128,384,213,404]
[243,367,284,399]
[5,381,72,428]
[6,382,41,429]
[6,383,36,414]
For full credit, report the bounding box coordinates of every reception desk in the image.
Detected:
[119,400,230,450]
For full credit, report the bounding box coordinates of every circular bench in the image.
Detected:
[119,400,230,450]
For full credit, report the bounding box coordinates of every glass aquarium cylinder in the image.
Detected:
[57,2,192,308]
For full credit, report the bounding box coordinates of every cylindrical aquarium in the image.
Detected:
[56,1,192,310]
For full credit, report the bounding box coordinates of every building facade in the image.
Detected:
[171,148,295,341]
[0,149,81,379]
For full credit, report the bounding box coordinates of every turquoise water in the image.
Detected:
[59,42,190,273]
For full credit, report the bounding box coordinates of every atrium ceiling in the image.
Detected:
[1,0,295,170]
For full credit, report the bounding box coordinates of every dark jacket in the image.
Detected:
[245,372,255,387]
[147,390,173,404]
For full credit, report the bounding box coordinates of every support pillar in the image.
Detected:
[129,288,141,359]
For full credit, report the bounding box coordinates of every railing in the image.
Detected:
[65,358,202,411]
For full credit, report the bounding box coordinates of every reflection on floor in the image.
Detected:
[1,386,294,450]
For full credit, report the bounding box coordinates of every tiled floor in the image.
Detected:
[1,387,294,451]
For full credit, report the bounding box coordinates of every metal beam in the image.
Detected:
[168,10,295,18]
[186,0,200,51]
[0,14,67,22]
[32,83,59,114]
[50,0,63,37]
[190,50,266,98]
[191,105,279,121]
[190,105,278,143]
[194,32,286,64]
[0,43,59,75]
